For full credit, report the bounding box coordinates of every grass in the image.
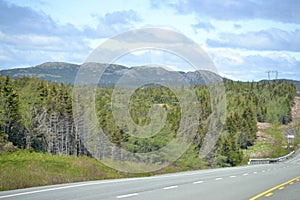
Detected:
[242,125,290,164]
[0,150,131,191]
[0,147,208,191]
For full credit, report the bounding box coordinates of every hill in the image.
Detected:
[1,62,299,92]
[0,62,220,86]
[0,62,80,84]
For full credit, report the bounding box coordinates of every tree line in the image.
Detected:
[0,76,297,167]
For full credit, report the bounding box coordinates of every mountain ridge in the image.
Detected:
[0,62,299,93]
[0,62,220,86]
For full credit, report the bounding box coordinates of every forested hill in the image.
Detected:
[1,62,299,93]
[0,62,213,86]
[0,75,297,169]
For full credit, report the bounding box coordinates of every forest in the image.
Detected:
[0,75,297,168]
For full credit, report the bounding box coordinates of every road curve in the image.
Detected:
[0,152,299,200]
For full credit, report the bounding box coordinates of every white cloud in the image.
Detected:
[207,28,300,52]
[208,48,244,66]
[192,21,215,32]
[0,0,141,68]
[208,48,300,81]
[218,72,239,81]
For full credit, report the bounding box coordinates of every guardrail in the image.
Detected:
[248,151,295,165]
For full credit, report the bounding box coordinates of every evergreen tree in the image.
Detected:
[0,76,24,147]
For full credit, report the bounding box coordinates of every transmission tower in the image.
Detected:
[266,70,278,80]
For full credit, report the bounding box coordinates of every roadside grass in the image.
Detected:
[0,147,208,191]
[0,150,131,191]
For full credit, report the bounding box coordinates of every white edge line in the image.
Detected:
[215,178,223,180]
[116,193,139,199]
[193,181,204,184]
[0,182,103,199]
[230,176,236,178]
[163,185,178,190]
[0,179,140,199]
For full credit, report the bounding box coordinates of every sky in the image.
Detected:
[0,0,300,81]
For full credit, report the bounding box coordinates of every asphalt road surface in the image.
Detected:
[1,151,299,200]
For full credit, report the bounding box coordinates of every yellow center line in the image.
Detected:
[265,193,273,197]
[249,176,300,200]
[278,186,285,190]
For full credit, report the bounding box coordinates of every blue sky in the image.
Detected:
[0,0,299,81]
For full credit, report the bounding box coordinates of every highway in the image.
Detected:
[0,151,299,200]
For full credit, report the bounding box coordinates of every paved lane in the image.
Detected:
[0,153,299,200]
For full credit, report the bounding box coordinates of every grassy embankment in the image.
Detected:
[0,150,129,191]
[242,125,289,163]
[0,148,208,191]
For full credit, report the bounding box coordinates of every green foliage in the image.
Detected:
[0,76,297,173]
[215,131,243,166]
[0,150,129,191]
[0,76,25,148]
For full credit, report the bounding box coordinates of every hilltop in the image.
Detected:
[0,62,219,86]
[1,62,299,94]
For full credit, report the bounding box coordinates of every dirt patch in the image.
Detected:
[290,96,300,126]
[256,123,273,144]
[291,96,300,119]
[249,151,270,158]
[256,131,273,142]
[257,122,271,130]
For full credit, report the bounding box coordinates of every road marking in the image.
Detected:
[0,166,250,199]
[278,186,284,190]
[116,193,139,199]
[230,176,236,178]
[249,176,300,200]
[0,182,111,199]
[193,181,204,184]
[0,178,149,199]
[243,173,249,176]
[253,172,257,174]
[262,170,265,172]
[265,193,273,197]
[215,178,223,180]
[163,185,178,190]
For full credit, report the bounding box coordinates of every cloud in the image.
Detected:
[0,0,141,68]
[192,21,215,32]
[0,0,81,36]
[234,24,242,29]
[163,0,300,23]
[104,10,141,25]
[85,10,141,38]
[209,49,300,81]
[207,28,300,51]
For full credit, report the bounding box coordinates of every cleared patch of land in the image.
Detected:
[290,96,300,126]
[244,96,300,161]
